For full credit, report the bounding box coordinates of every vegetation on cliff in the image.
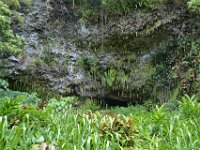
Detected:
[64,0,165,21]
[188,0,200,12]
[0,1,24,53]
[0,0,200,149]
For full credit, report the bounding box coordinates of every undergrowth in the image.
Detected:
[0,95,199,149]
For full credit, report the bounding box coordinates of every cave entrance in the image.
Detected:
[104,98,131,107]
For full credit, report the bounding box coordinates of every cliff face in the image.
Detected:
[1,0,199,102]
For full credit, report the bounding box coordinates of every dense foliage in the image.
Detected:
[0,1,24,53]
[64,0,200,21]
[188,0,200,12]
[1,0,31,9]
[0,0,28,92]
[64,0,164,21]
[0,0,200,149]
[0,95,199,149]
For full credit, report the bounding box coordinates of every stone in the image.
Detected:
[3,0,197,103]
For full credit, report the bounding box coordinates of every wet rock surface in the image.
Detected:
[1,0,197,102]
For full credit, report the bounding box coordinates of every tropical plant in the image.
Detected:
[0,1,24,53]
[179,95,200,118]
[0,95,199,149]
[188,0,200,13]
[103,68,117,87]
[1,0,31,9]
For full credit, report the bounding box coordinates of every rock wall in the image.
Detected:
[1,0,199,103]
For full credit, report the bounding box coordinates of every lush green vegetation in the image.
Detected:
[0,1,24,53]
[0,94,199,149]
[0,0,25,96]
[0,0,200,149]
[65,0,200,22]
[1,0,31,9]
[64,0,165,21]
[188,0,200,13]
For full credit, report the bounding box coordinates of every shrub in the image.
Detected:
[188,0,200,13]
[178,95,200,118]
[0,1,24,54]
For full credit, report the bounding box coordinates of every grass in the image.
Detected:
[0,95,199,149]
